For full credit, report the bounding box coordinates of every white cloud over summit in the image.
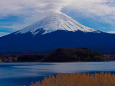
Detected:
[0,0,114,18]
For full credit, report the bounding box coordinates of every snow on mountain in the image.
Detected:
[15,12,100,35]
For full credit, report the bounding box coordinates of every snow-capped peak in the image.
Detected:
[16,12,100,35]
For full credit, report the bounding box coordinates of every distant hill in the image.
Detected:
[0,48,108,62]
[42,48,107,62]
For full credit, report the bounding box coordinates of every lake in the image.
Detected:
[0,61,115,86]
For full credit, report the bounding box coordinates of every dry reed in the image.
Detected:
[30,72,115,86]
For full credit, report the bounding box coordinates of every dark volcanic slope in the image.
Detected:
[0,30,115,54]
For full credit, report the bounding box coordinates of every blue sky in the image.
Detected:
[0,0,115,36]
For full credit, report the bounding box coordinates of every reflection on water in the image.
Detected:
[0,62,115,86]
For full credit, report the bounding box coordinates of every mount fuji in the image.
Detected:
[0,12,115,54]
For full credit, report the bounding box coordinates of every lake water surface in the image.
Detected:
[0,61,115,86]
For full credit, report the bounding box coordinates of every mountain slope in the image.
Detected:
[0,13,114,54]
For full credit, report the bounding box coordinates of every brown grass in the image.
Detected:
[30,72,115,86]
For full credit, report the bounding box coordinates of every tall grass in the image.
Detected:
[30,72,115,86]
